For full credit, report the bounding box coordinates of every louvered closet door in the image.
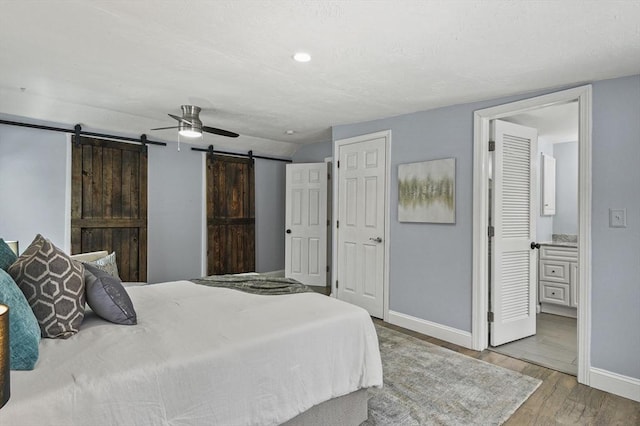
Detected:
[490,120,538,346]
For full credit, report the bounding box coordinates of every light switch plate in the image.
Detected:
[609,208,627,228]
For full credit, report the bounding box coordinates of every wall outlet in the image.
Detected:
[609,208,627,228]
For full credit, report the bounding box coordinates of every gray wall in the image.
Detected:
[537,139,555,242]
[255,159,286,272]
[332,93,547,331]
[0,124,69,252]
[553,141,578,235]
[292,140,333,163]
[331,74,640,379]
[591,75,640,378]
[147,143,204,283]
[0,119,286,283]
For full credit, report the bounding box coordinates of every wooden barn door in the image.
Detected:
[207,154,255,274]
[71,137,148,282]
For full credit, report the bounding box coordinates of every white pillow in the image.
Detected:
[70,250,109,263]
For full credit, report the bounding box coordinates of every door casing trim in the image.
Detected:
[332,130,392,321]
[471,85,592,385]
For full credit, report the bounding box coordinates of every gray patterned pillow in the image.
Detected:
[87,252,120,279]
[83,263,137,325]
[8,234,85,339]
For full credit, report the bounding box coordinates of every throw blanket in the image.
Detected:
[191,274,313,295]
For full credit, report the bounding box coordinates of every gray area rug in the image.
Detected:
[364,325,541,425]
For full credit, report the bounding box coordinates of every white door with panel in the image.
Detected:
[285,163,328,286]
[490,120,538,346]
[336,135,387,318]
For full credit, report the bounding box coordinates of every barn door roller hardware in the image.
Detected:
[190,146,292,163]
[74,124,82,147]
[0,118,167,147]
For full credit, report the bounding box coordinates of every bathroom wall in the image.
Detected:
[537,138,554,242]
[553,141,578,236]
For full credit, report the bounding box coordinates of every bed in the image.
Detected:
[0,277,383,425]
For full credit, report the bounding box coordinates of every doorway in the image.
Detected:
[333,130,391,319]
[472,86,592,385]
[284,162,328,287]
[488,103,580,376]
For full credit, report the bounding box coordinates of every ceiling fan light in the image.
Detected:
[178,105,203,138]
[178,127,202,138]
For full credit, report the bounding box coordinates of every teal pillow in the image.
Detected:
[0,238,17,271]
[0,269,40,370]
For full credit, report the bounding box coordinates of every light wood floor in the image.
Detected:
[490,313,578,376]
[375,319,640,425]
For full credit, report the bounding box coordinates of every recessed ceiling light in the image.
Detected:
[285,130,295,135]
[293,52,311,63]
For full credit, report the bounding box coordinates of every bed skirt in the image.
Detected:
[282,389,369,426]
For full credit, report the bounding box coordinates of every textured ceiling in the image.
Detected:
[0,1,638,156]
[505,102,579,143]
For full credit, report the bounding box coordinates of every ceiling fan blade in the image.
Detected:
[168,113,194,125]
[202,126,239,138]
[150,125,180,131]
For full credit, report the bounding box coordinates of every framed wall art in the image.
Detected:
[398,157,455,223]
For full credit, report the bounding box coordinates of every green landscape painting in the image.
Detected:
[398,158,455,223]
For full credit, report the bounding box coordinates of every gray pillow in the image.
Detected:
[87,252,120,279]
[8,234,85,339]
[83,263,137,325]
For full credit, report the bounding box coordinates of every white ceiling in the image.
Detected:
[0,1,638,157]
[504,101,579,143]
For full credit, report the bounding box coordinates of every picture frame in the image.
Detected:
[398,157,456,223]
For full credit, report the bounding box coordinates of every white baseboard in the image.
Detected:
[540,303,577,318]
[590,367,640,402]
[261,269,285,277]
[388,310,473,349]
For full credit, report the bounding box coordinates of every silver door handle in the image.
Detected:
[369,237,382,243]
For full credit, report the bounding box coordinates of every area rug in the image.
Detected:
[364,324,541,425]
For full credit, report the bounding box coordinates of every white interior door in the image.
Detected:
[336,135,386,318]
[285,163,327,286]
[490,119,538,346]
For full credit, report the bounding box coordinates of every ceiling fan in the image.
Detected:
[151,105,239,138]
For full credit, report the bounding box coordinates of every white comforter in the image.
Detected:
[1,281,382,426]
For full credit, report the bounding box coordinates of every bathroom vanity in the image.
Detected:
[538,240,578,318]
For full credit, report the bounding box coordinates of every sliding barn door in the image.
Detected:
[71,137,148,282]
[207,154,255,274]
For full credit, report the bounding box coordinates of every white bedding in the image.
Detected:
[1,280,382,426]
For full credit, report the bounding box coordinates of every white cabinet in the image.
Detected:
[541,153,556,215]
[539,245,578,317]
[570,262,578,308]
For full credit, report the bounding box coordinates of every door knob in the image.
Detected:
[530,242,540,250]
[286,229,292,234]
[369,237,382,243]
